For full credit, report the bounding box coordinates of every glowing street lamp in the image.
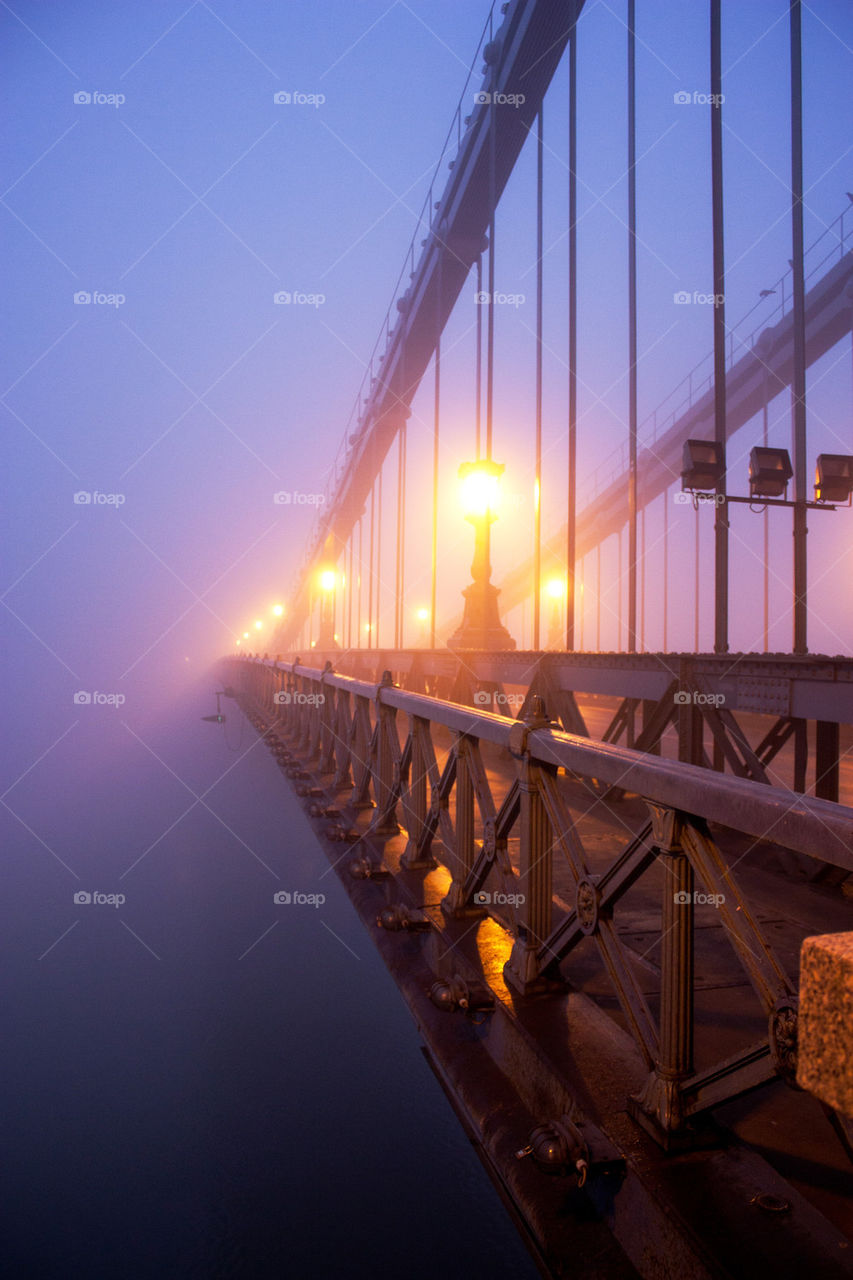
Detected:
[272,603,284,617]
[316,568,339,649]
[545,576,566,649]
[254,620,263,631]
[448,459,515,651]
[243,631,250,639]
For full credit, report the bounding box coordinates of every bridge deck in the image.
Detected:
[232,656,853,1277]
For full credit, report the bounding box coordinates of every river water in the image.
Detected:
[0,680,539,1278]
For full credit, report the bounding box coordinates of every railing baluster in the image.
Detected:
[629,805,695,1144]
[505,699,554,993]
[372,672,400,834]
[402,717,434,868]
[442,734,481,916]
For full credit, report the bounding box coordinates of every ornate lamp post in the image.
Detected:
[448,459,515,651]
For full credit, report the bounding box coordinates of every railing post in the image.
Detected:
[441,734,484,917]
[296,668,312,753]
[402,717,435,869]
[677,658,703,766]
[306,674,323,761]
[629,803,695,1147]
[504,698,554,995]
[332,689,353,789]
[318,665,336,774]
[372,671,400,835]
[349,694,375,811]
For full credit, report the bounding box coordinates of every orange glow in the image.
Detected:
[319,569,336,592]
[459,462,501,518]
[272,604,284,617]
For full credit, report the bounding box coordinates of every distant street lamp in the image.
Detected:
[272,603,284,617]
[448,460,515,651]
[317,568,339,649]
[415,606,429,646]
[545,576,566,649]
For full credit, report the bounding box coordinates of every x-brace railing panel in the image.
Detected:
[233,657,853,1145]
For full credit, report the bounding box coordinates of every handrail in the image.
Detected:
[239,655,853,869]
[231,652,852,1142]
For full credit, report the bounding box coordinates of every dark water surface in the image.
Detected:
[1,686,539,1278]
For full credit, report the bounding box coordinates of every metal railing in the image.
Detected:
[231,654,853,1145]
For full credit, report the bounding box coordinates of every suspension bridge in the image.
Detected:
[222,1,853,1275]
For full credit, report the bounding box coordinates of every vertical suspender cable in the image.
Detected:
[711,0,729,653]
[566,21,578,651]
[368,487,375,649]
[534,103,544,651]
[395,429,403,648]
[695,504,700,651]
[640,505,646,651]
[790,0,808,654]
[376,467,383,648]
[431,259,441,650]
[347,537,353,649]
[357,516,363,644]
[663,486,669,652]
[627,0,638,653]
[762,358,770,651]
[617,528,623,649]
[487,98,496,462]
[596,543,601,650]
[476,253,483,460]
[397,427,404,650]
